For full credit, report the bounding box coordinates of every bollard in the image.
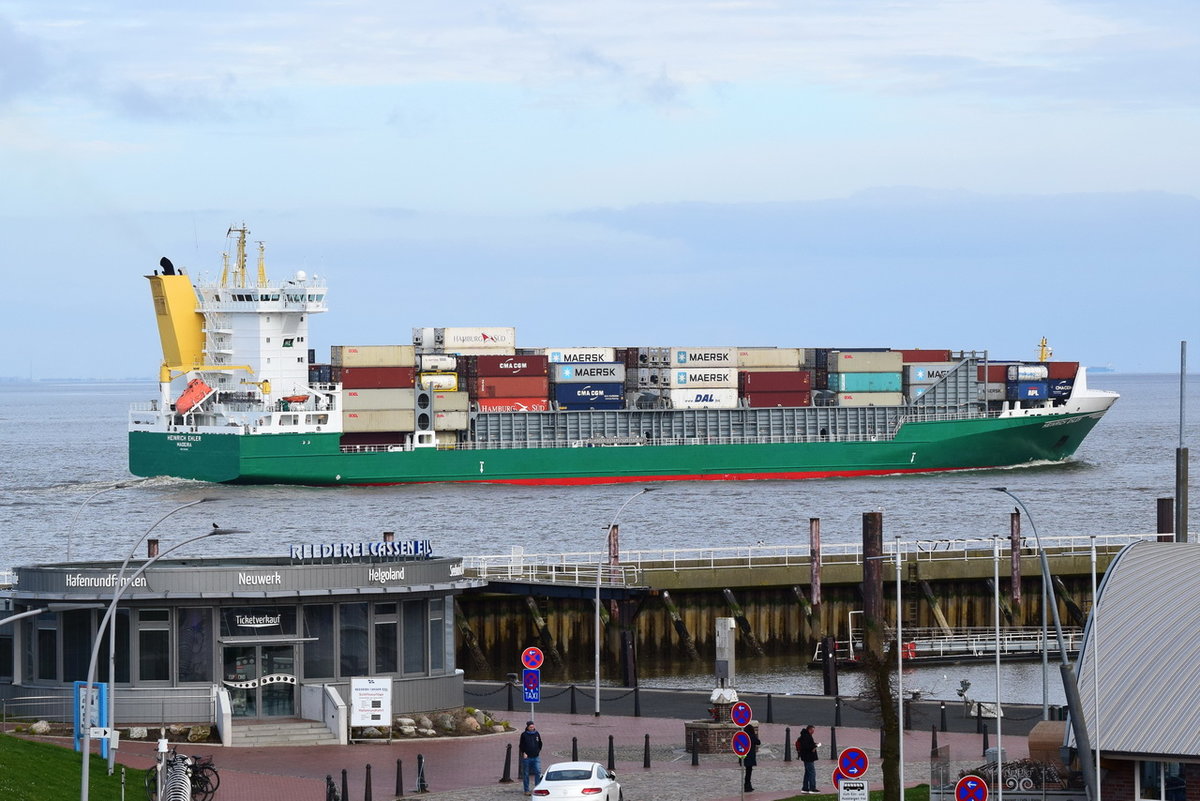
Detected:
[570,684,577,715]
[766,693,774,724]
[500,744,513,784]
[931,725,939,754]
[416,754,429,793]
[572,736,579,761]
[608,734,616,771]
[830,726,838,761]
[364,763,372,801]
[644,733,651,769]
[784,726,792,762]
[507,681,514,712]
[940,701,947,732]
[835,695,843,727]
[692,733,700,766]
[342,768,349,801]
[903,698,911,730]
[634,686,641,717]
[976,703,983,734]
[982,724,990,758]
[397,758,405,796]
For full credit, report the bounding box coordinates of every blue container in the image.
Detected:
[1006,380,1048,401]
[827,372,902,392]
[554,382,625,405]
[1049,379,1074,398]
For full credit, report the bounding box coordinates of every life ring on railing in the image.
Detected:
[902,641,917,660]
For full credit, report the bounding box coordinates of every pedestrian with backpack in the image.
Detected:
[797,724,821,793]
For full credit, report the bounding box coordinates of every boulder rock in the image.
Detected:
[187,725,211,743]
[30,720,51,736]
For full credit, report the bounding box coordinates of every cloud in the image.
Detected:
[0,14,48,103]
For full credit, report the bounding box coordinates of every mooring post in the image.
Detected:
[829,726,838,761]
[507,679,514,712]
[644,733,651,769]
[692,733,700,766]
[608,734,616,771]
[572,736,579,761]
[940,701,947,732]
[500,744,513,783]
[416,754,428,793]
[784,726,792,762]
[396,758,405,796]
[341,768,349,801]
[766,693,774,723]
[570,684,577,714]
[982,724,990,758]
[634,686,641,717]
[976,703,983,734]
[835,695,842,727]
[931,726,939,755]
[364,763,372,801]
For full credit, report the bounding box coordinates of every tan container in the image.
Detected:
[433,411,469,430]
[331,344,416,368]
[835,392,905,407]
[342,409,416,432]
[736,347,801,369]
[431,391,470,412]
[342,388,416,411]
[829,351,902,373]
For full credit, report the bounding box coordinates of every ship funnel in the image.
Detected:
[159,257,176,275]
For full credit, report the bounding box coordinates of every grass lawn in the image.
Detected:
[0,733,130,801]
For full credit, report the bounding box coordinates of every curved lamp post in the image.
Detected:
[80,508,239,800]
[595,487,658,717]
[66,481,139,561]
[0,602,105,628]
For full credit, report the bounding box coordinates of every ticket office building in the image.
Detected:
[0,552,480,722]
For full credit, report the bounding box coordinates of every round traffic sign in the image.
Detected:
[832,768,846,788]
[731,730,752,757]
[521,647,544,670]
[838,747,869,778]
[955,775,989,801]
[730,701,754,727]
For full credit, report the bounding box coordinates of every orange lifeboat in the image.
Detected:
[175,379,213,414]
[282,395,309,403]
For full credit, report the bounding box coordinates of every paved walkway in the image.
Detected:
[79,708,1025,801]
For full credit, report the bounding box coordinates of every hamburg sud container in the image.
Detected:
[546,347,616,363]
[476,397,551,412]
[552,363,626,383]
[744,391,812,408]
[438,326,516,354]
[474,354,549,377]
[666,367,738,388]
[473,376,550,398]
[343,388,416,411]
[340,366,416,389]
[555,382,624,409]
[667,388,739,409]
[670,347,736,367]
[829,351,903,373]
[739,371,813,392]
[331,344,417,368]
[827,372,902,392]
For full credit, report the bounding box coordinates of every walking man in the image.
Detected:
[798,724,821,793]
[519,720,544,794]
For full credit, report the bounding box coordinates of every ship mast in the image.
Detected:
[1037,337,1053,362]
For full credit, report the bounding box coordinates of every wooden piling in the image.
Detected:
[862,512,884,655]
[722,588,765,656]
[918,579,953,635]
[453,598,490,672]
[1010,510,1022,608]
[661,590,701,661]
[524,596,565,670]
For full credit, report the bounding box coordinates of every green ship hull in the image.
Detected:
[129,408,1106,486]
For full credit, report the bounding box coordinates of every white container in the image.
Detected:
[342,388,416,411]
[342,409,415,432]
[418,373,459,391]
[552,363,626,383]
[418,354,458,372]
[829,351,902,373]
[981,383,1006,401]
[434,431,459,447]
[637,368,668,386]
[667,387,739,409]
[431,390,470,412]
[670,347,737,367]
[331,345,416,368]
[546,347,616,363]
[666,367,738,388]
[411,327,436,350]
[736,348,801,369]
[1007,364,1049,381]
[835,392,905,407]
[433,411,469,430]
[440,326,517,351]
[904,363,958,385]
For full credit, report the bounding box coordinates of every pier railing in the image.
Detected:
[463,558,642,588]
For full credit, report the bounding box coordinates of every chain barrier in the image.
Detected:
[463,685,508,698]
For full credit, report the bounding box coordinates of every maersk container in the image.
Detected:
[473,376,550,399]
[343,388,416,411]
[552,363,626,383]
[835,392,905,407]
[736,348,801,369]
[341,366,416,390]
[418,354,458,372]
[439,326,516,352]
[418,373,458,392]
[666,367,738,388]
[903,363,957,386]
[829,351,902,373]
[474,354,549,377]
[670,347,737,367]
[1007,364,1049,382]
[740,370,813,392]
[476,397,551,412]
[980,383,1006,401]
[331,344,416,368]
[1006,381,1048,401]
[1049,379,1074,398]
[342,409,416,432]
[827,372,902,392]
[431,390,470,412]
[546,347,616,363]
[554,383,624,405]
[744,391,812,408]
[667,387,740,409]
[433,411,469,430]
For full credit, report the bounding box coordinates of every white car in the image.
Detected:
[532,761,623,800]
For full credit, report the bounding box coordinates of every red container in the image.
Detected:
[977,364,1014,383]
[476,397,551,412]
[1046,361,1080,380]
[744,391,812,408]
[473,376,550,398]
[473,354,549,377]
[898,349,952,363]
[739,370,813,392]
[341,366,415,389]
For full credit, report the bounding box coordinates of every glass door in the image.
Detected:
[223,644,296,718]
[223,645,257,718]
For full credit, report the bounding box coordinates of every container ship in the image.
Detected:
[129,227,1119,486]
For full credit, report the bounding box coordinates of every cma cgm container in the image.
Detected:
[829,351,903,373]
[740,371,813,392]
[476,397,551,412]
[671,347,737,367]
[745,391,813,408]
[667,388,739,409]
[473,376,550,398]
[552,363,626,383]
[554,383,624,406]
[343,388,416,411]
[340,366,416,390]
[666,367,738,388]
[474,354,549,377]
[835,392,905,407]
[827,372,902,392]
[546,347,616,363]
[331,344,416,368]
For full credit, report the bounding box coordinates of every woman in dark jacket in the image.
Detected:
[742,724,761,791]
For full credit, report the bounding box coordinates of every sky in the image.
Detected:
[0,0,1197,379]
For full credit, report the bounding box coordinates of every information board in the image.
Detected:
[350,677,393,727]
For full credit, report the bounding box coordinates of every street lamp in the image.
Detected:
[66,481,139,561]
[595,487,658,717]
[990,487,1097,801]
[80,514,240,800]
[894,536,904,795]
[0,603,105,628]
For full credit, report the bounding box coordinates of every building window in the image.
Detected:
[139,609,171,682]
[0,632,11,681]
[37,628,56,681]
[375,602,397,674]
[1139,761,1186,800]
[303,605,335,678]
[402,600,426,675]
[429,599,445,673]
[177,608,213,683]
[62,610,93,682]
[340,603,368,677]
